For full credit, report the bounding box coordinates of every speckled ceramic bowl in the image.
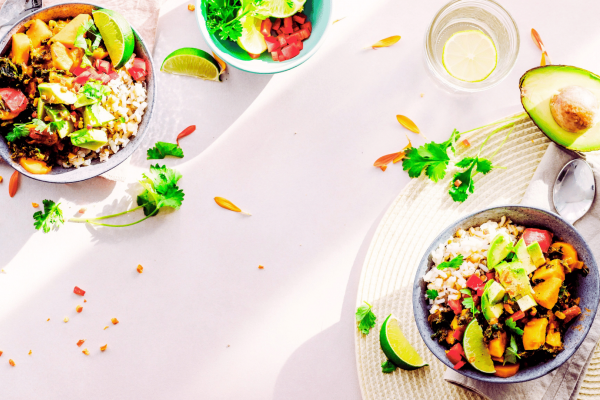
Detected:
[0,3,156,183]
[196,0,332,74]
[413,205,599,383]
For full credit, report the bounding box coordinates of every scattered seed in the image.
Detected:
[137,264,143,273]
[82,349,89,355]
[84,299,87,303]
[64,317,69,323]
[188,4,195,11]
[258,265,264,269]
[28,350,32,355]
[100,344,107,352]
[76,305,83,313]
[103,326,109,330]
[111,318,119,325]
[9,359,15,366]
[420,93,424,97]
[46,318,50,321]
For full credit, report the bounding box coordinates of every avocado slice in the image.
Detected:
[74,94,98,109]
[520,65,600,151]
[38,83,77,105]
[514,239,537,275]
[527,242,545,267]
[44,104,74,138]
[83,103,115,127]
[495,261,534,299]
[487,233,512,270]
[36,97,45,120]
[71,128,108,151]
[481,280,506,321]
[516,294,537,312]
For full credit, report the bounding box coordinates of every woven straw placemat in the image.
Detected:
[354,113,600,400]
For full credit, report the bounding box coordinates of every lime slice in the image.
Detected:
[237,15,267,55]
[93,9,135,69]
[161,48,220,81]
[380,314,428,370]
[256,0,306,19]
[442,30,497,82]
[463,319,496,373]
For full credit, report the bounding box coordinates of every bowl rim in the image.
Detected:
[194,0,333,74]
[0,2,156,184]
[412,204,599,383]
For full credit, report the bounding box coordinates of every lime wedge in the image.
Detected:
[93,9,135,69]
[463,319,496,373]
[380,314,428,370]
[256,0,306,19]
[237,15,267,55]
[161,48,220,81]
[442,30,497,82]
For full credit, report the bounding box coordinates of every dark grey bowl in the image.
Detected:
[0,3,156,183]
[412,205,599,383]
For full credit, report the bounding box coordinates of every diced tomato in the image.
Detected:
[271,51,279,61]
[510,311,525,321]
[453,327,465,341]
[272,18,281,30]
[466,274,484,291]
[292,13,307,24]
[293,26,300,32]
[282,17,293,34]
[446,343,464,365]
[301,21,312,32]
[73,286,86,296]
[563,306,581,323]
[247,52,261,59]
[71,66,91,76]
[281,44,299,59]
[132,58,146,72]
[265,36,281,52]
[523,228,553,253]
[486,272,496,281]
[299,28,311,40]
[287,34,300,44]
[95,59,112,74]
[278,35,288,46]
[74,70,92,85]
[453,360,467,370]
[293,40,303,51]
[108,71,119,81]
[128,68,146,80]
[260,18,272,36]
[448,299,463,315]
[276,49,285,62]
[88,68,104,82]
[276,28,283,35]
[477,287,485,297]
[0,88,27,113]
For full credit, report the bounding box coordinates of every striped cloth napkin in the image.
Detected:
[444,143,600,400]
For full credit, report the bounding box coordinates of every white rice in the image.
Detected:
[423,217,525,314]
[62,55,148,169]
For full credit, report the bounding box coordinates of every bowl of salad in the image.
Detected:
[413,205,599,383]
[0,3,155,183]
[196,0,332,74]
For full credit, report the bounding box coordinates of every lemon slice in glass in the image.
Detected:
[380,314,428,370]
[463,319,496,373]
[442,30,497,82]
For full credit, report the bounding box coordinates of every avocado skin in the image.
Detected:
[520,65,600,152]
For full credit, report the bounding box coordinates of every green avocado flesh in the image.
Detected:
[520,65,600,151]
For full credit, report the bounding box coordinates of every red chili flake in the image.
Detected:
[100,344,107,352]
[9,359,15,366]
[76,305,83,313]
[454,179,462,187]
[76,340,85,347]
[137,264,143,273]
[258,265,264,269]
[82,349,89,355]
[461,139,471,147]
[0,350,3,356]
[84,299,87,303]
[73,286,86,296]
[380,165,387,171]
[176,125,196,145]
[111,318,119,325]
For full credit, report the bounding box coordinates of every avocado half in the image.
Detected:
[520,65,600,152]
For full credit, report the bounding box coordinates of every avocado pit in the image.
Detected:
[550,85,599,133]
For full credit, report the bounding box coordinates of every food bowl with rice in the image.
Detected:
[413,205,599,383]
[0,2,155,183]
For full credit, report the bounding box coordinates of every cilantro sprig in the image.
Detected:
[6,119,67,142]
[505,318,524,336]
[33,200,64,233]
[504,334,521,365]
[81,81,111,101]
[205,0,265,42]
[460,288,479,315]
[402,116,524,202]
[74,19,103,67]
[356,301,377,335]
[69,164,185,227]
[437,254,464,270]
[426,289,438,300]
[147,142,184,159]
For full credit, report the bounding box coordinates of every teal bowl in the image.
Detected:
[195,0,332,74]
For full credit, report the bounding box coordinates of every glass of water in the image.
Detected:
[425,0,520,92]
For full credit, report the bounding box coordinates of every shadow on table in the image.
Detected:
[128,1,274,169]
[271,201,388,400]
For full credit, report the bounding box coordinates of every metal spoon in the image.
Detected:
[553,159,596,224]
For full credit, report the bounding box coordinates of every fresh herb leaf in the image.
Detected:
[462,296,478,315]
[437,254,464,270]
[426,289,438,300]
[205,0,265,42]
[381,360,397,373]
[503,334,521,365]
[74,19,102,52]
[147,142,184,160]
[81,81,110,100]
[49,120,67,132]
[33,199,64,233]
[459,288,472,296]
[119,116,126,123]
[356,301,376,335]
[505,318,524,336]
[5,122,30,142]
[402,129,460,182]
